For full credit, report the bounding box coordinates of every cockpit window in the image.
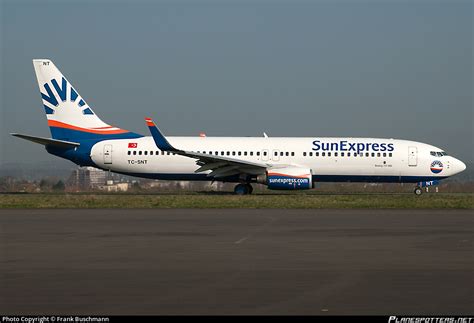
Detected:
[430,151,448,157]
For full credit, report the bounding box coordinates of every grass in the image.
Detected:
[0,193,472,209]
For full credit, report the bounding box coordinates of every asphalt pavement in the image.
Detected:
[0,208,472,315]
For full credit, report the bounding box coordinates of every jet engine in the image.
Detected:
[257,167,313,190]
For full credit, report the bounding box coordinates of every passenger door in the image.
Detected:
[408,146,417,166]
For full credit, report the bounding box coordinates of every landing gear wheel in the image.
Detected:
[246,184,253,195]
[414,187,422,196]
[234,184,249,195]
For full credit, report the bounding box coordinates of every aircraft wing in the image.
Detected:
[145,118,270,178]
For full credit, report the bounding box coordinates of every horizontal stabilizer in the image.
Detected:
[11,133,80,148]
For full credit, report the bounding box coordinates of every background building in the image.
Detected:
[68,167,107,190]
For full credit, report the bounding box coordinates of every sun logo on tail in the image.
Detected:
[41,77,94,116]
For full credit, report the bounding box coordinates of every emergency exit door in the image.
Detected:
[104,144,112,164]
[272,150,280,161]
[408,146,417,166]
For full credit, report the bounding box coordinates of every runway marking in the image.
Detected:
[234,216,277,244]
[235,236,249,244]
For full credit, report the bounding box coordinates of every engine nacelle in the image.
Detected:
[257,167,313,190]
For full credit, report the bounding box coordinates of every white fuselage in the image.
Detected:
[90,136,465,183]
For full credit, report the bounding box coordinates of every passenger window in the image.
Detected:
[232,152,235,156]
[133,151,137,155]
[383,153,386,157]
[139,151,142,155]
[238,152,241,156]
[430,151,436,156]
[150,151,153,155]
[377,153,381,157]
[127,151,131,155]
[291,152,295,156]
[250,152,254,156]
[371,152,375,157]
[167,152,170,155]
[257,152,260,156]
[156,151,159,155]
[280,152,284,156]
[322,152,325,157]
[328,152,331,157]
[334,152,338,157]
[316,152,319,157]
[303,152,307,157]
[144,151,148,155]
[244,152,247,156]
[263,152,267,156]
[309,152,313,157]
[389,153,392,157]
[366,153,369,157]
[285,152,289,156]
[347,153,351,157]
[341,152,344,157]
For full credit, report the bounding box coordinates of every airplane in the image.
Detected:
[11,59,466,195]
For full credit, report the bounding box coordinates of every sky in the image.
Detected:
[0,0,472,168]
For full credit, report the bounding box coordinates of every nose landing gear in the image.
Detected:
[234,183,254,195]
[415,180,440,196]
[414,186,423,196]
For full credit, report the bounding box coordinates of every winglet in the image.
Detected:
[145,117,178,151]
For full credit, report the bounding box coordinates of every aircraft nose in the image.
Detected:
[453,158,466,174]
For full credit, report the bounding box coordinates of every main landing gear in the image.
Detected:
[234,183,253,195]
